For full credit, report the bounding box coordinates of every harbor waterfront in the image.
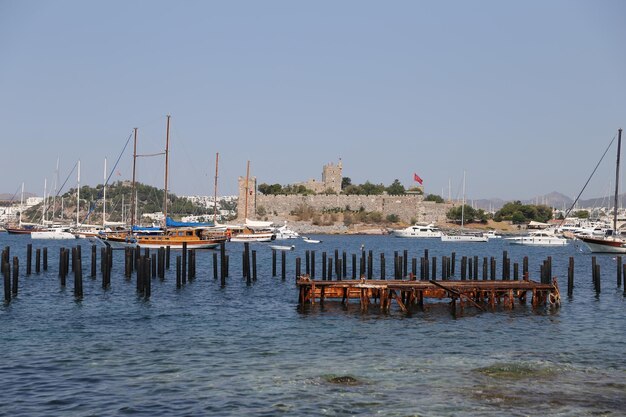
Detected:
[1,233,625,416]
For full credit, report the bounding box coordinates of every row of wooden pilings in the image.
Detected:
[3,243,626,302]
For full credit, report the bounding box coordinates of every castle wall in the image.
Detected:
[253,194,451,224]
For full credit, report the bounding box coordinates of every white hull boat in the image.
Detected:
[575,235,626,253]
[31,227,76,240]
[393,223,442,238]
[441,234,488,243]
[302,237,322,243]
[269,244,295,251]
[505,231,568,246]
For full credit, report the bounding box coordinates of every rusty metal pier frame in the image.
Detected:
[297,276,561,313]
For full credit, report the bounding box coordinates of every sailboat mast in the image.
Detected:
[163,115,170,227]
[77,160,80,226]
[103,157,107,227]
[244,160,250,220]
[214,152,219,220]
[43,178,47,225]
[19,182,24,227]
[461,171,466,229]
[130,128,138,229]
[613,128,622,234]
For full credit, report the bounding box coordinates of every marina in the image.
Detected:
[1,233,625,415]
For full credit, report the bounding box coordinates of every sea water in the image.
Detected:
[0,233,624,416]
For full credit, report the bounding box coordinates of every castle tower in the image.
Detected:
[237,175,257,220]
[321,160,342,194]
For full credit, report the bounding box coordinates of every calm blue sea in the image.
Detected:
[0,233,624,416]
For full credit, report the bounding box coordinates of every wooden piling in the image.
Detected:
[35,248,41,273]
[213,252,218,280]
[617,256,622,288]
[567,257,574,297]
[91,245,97,278]
[4,261,10,301]
[12,257,18,296]
[176,256,182,288]
[252,250,257,281]
[322,252,327,280]
[281,250,286,280]
[26,243,32,275]
[380,253,385,280]
[272,249,277,277]
[182,242,187,283]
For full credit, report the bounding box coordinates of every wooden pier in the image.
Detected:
[297,275,561,313]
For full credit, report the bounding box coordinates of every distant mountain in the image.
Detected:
[0,192,36,201]
[522,191,573,210]
[577,193,626,209]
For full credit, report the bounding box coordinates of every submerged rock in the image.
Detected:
[327,375,361,385]
[476,362,557,379]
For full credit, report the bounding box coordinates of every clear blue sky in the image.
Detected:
[1,0,625,201]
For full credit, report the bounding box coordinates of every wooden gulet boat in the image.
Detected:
[99,116,227,249]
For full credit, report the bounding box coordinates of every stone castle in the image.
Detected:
[237,161,451,224]
[297,160,343,194]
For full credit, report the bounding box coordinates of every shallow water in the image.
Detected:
[1,233,625,416]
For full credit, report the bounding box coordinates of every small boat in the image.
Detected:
[302,237,322,244]
[269,244,295,251]
[392,222,442,238]
[505,229,568,246]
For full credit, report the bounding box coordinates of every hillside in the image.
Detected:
[20,181,212,224]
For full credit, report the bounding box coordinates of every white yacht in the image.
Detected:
[274,222,300,239]
[505,229,568,246]
[31,226,76,240]
[482,230,501,239]
[393,223,442,238]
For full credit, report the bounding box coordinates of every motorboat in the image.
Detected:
[302,237,322,244]
[274,222,300,239]
[31,226,76,240]
[482,230,502,239]
[228,226,275,242]
[505,229,568,246]
[392,223,442,238]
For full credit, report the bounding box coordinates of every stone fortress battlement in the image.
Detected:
[237,160,451,224]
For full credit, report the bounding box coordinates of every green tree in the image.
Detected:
[341,177,352,190]
[424,194,444,203]
[360,181,385,195]
[386,179,405,195]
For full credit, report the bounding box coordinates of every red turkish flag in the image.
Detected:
[413,173,423,185]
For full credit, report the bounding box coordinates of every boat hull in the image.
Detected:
[576,236,626,253]
[505,238,567,246]
[31,231,76,240]
[441,235,488,242]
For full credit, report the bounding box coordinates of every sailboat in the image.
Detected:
[577,128,626,253]
[5,183,43,234]
[32,160,80,240]
[441,171,488,243]
[103,116,227,249]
